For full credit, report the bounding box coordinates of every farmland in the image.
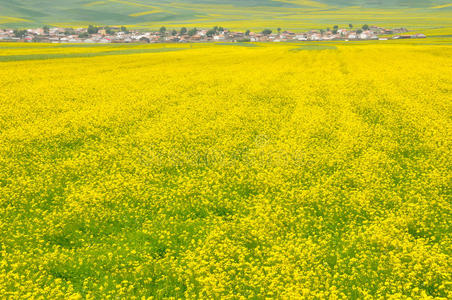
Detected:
[0,0,452,34]
[0,39,451,298]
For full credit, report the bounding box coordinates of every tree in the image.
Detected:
[43,25,49,34]
[320,29,325,34]
[332,29,338,34]
[188,28,197,36]
[213,26,219,32]
[180,27,187,35]
[79,32,89,38]
[333,25,339,30]
[64,28,75,35]
[357,29,363,34]
[277,27,281,33]
[106,27,114,35]
[121,26,128,32]
[262,29,272,35]
[88,25,98,34]
[139,37,150,43]
[159,26,167,35]
[206,29,216,37]
[349,24,353,29]
[218,26,224,32]
[362,24,369,30]
[171,29,177,36]
[13,29,27,38]
[326,27,330,32]
[245,29,250,36]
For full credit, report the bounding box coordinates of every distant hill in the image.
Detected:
[0,0,451,30]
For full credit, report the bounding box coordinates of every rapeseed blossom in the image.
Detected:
[0,40,450,298]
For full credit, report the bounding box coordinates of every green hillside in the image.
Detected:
[0,1,451,32]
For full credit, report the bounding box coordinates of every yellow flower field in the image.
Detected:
[0,40,451,299]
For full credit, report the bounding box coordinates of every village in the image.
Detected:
[0,24,426,44]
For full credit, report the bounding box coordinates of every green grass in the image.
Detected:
[216,42,259,47]
[0,47,187,62]
[290,44,338,51]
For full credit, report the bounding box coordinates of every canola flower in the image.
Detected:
[0,40,451,299]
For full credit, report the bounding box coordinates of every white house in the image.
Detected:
[359,33,368,39]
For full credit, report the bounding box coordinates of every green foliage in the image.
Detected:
[188,28,197,36]
[64,28,75,35]
[105,27,114,35]
[13,29,27,37]
[262,29,272,35]
[206,29,216,37]
[87,25,98,34]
